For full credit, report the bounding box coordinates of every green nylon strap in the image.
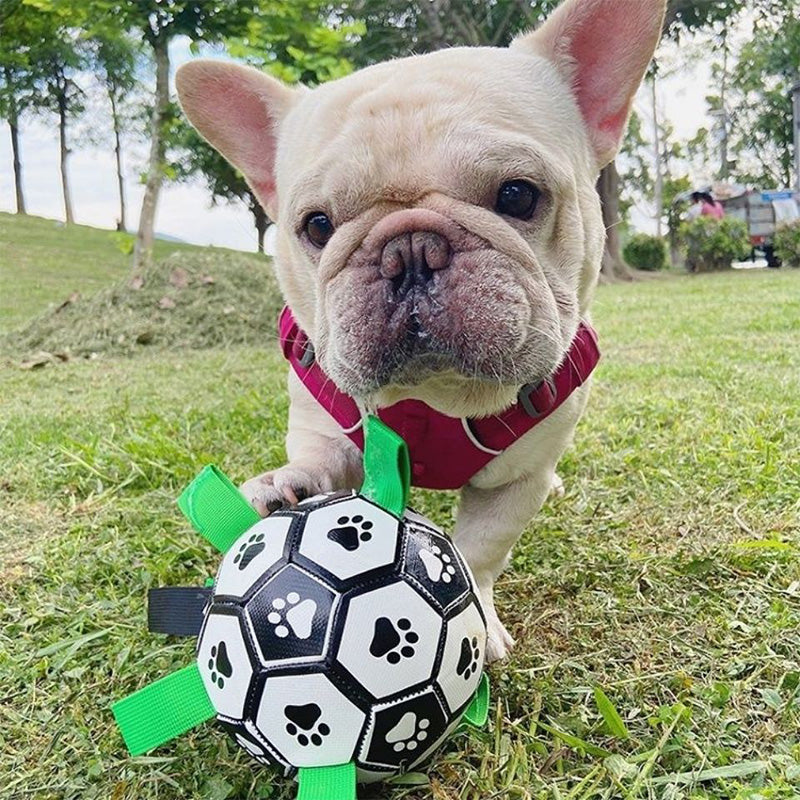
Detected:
[111,663,215,756]
[297,763,356,800]
[359,416,410,518]
[462,673,490,728]
[177,464,261,553]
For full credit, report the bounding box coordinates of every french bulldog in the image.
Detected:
[176,0,666,662]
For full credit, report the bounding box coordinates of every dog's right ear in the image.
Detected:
[175,60,301,219]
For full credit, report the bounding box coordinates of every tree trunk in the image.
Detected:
[252,199,268,253]
[109,89,127,231]
[57,89,74,225]
[8,113,25,215]
[2,68,25,214]
[668,225,683,269]
[651,77,663,238]
[133,35,170,269]
[597,161,635,281]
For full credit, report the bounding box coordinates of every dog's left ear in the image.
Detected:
[512,0,666,168]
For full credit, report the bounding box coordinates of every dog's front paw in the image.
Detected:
[240,465,331,517]
[479,589,515,663]
[549,472,565,498]
[485,612,515,663]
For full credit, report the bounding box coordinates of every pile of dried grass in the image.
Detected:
[4,250,284,362]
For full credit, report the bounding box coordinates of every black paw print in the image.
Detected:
[284,703,330,747]
[208,641,233,688]
[456,636,480,680]
[370,617,419,664]
[327,514,373,552]
[233,531,265,570]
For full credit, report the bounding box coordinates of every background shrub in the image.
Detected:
[623,233,668,271]
[680,216,749,272]
[773,219,800,267]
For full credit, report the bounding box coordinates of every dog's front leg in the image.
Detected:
[453,388,590,662]
[453,472,553,662]
[241,372,364,515]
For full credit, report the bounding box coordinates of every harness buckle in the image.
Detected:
[518,377,557,418]
[298,340,315,368]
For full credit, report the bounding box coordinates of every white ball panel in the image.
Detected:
[197,613,253,720]
[336,581,442,699]
[215,516,293,598]
[255,673,365,768]
[298,497,399,581]
[436,602,486,714]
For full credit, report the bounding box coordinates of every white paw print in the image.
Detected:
[419,544,456,584]
[386,712,430,753]
[267,592,317,640]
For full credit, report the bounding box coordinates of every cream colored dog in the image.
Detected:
[177,0,666,662]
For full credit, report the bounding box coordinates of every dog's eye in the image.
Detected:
[495,180,539,220]
[304,212,335,247]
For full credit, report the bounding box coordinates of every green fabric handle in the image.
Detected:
[177,464,261,553]
[111,663,215,756]
[359,416,410,517]
[297,763,356,800]
[462,673,490,728]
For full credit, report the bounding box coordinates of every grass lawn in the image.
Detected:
[0,212,228,333]
[1,263,799,799]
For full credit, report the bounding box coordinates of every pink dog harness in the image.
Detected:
[279,306,600,490]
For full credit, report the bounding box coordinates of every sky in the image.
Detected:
[0,28,721,251]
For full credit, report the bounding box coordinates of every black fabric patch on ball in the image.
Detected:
[402,526,470,612]
[361,689,449,771]
[246,565,336,665]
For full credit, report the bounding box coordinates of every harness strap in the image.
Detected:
[471,321,600,451]
[279,306,600,489]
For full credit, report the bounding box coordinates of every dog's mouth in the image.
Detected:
[317,209,569,399]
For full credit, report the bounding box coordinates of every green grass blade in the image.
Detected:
[649,760,768,786]
[593,686,629,740]
[537,721,614,758]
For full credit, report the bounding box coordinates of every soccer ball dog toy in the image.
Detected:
[112,417,489,799]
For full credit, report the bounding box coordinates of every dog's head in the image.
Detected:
[177,0,665,416]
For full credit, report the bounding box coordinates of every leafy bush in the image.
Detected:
[773,219,800,267]
[680,216,749,272]
[623,233,668,271]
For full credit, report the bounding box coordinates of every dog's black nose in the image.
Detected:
[379,230,451,295]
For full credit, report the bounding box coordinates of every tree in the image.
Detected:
[86,28,139,231]
[226,1,363,86]
[0,1,56,216]
[171,120,270,252]
[342,0,557,57]
[0,1,34,215]
[5,1,88,224]
[722,3,800,188]
[83,1,260,270]
[31,14,86,225]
